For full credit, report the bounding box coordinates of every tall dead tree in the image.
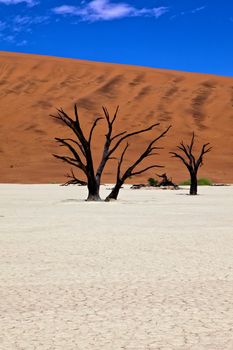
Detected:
[170,133,212,195]
[52,104,171,201]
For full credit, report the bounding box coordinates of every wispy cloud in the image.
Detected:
[0,14,48,44]
[0,0,38,6]
[14,15,49,26]
[52,0,169,22]
[171,6,206,20]
[191,6,206,14]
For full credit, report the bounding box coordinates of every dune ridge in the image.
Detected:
[0,51,232,184]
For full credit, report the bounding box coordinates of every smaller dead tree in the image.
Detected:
[170,133,212,195]
[106,126,171,201]
[156,173,178,188]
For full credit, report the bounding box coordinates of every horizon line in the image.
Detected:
[1,49,233,79]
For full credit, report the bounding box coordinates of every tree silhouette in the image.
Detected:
[170,133,212,195]
[52,104,171,201]
[156,173,178,188]
[106,127,171,201]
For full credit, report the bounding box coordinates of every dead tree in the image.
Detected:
[62,169,87,186]
[106,126,171,201]
[52,104,171,201]
[156,173,177,188]
[170,133,212,195]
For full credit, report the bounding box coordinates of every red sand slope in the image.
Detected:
[0,51,232,184]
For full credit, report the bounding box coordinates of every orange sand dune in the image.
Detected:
[0,51,232,184]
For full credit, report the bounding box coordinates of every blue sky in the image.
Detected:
[0,0,232,76]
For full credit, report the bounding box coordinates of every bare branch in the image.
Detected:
[54,138,87,173]
[102,105,119,136]
[96,106,119,179]
[130,125,171,168]
[111,131,127,142]
[56,108,74,125]
[102,106,110,125]
[50,113,72,130]
[116,143,129,180]
[88,117,103,144]
[109,122,161,157]
[202,143,212,154]
[60,138,86,157]
[146,152,160,157]
[196,143,212,169]
[74,104,81,127]
[188,132,195,153]
[54,105,95,177]
[73,104,89,146]
[62,169,87,186]
[53,154,83,169]
[187,133,196,166]
[170,152,191,169]
[177,142,192,163]
[111,105,119,125]
[51,106,89,150]
[120,125,171,181]
[102,105,119,126]
[55,138,81,161]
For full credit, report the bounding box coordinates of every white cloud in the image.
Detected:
[52,0,169,22]
[0,0,38,6]
[53,5,78,16]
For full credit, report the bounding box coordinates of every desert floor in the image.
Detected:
[0,184,233,350]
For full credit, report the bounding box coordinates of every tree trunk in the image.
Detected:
[105,180,123,201]
[86,178,101,201]
[190,173,198,195]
